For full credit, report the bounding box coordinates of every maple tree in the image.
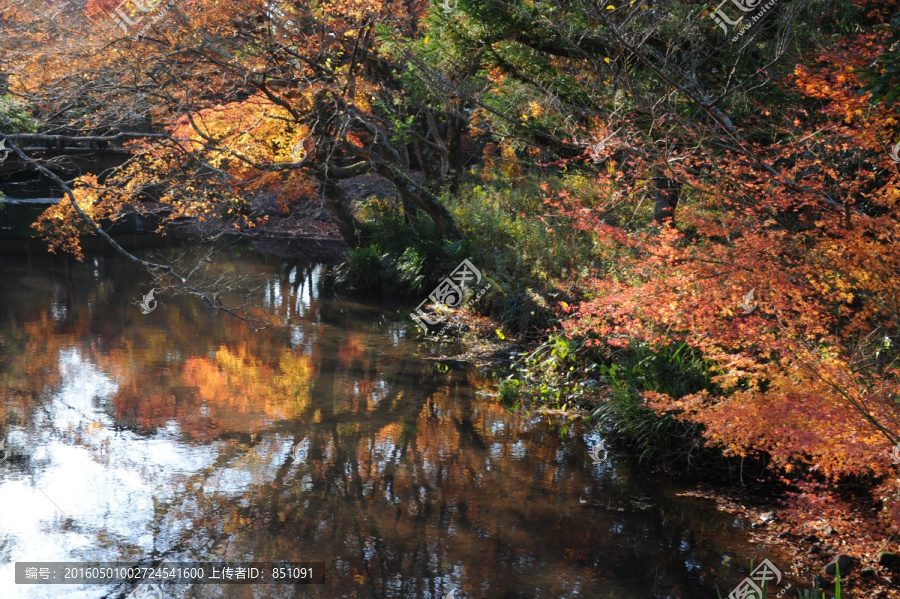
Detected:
[420,0,900,543]
[4,0,471,252]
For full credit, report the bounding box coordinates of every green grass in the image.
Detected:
[795,566,841,599]
[590,341,714,466]
[332,197,470,292]
[336,172,601,335]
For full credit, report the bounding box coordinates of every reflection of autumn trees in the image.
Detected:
[183,344,313,421]
[184,374,757,599]
[0,251,329,438]
[1,250,760,598]
[0,254,104,429]
[0,315,69,425]
[102,300,320,437]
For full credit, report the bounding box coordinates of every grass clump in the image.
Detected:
[332,197,469,292]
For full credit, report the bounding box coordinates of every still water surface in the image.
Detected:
[0,243,770,598]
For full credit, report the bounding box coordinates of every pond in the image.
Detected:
[0,242,782,598]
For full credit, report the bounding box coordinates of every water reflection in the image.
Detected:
[0,244,770,598]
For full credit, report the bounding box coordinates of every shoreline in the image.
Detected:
[432,301,900,598]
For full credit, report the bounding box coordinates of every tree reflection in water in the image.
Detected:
[0,244,773,598]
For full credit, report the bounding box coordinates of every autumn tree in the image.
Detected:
[384,0,900,529]
[0,0,480,275]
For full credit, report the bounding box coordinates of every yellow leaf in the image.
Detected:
[604,57,611,64]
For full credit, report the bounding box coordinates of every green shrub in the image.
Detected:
[441,174,603,333]
[0,94,36,134]
[591,342,714,466]
[450,175,599,291]
[334,196,446,291]
[500,333,601,409]
[332,244,387,290]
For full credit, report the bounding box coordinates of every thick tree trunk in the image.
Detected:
[372,163,462,240]
[401,194,419,228]
[400,144,417,225]
[413,137,441,186]
[315,170,364,248]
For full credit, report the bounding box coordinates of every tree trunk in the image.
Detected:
[315,169,364,248]
[373,163,462,240]
[425,110,450,180]
[447,108,462,196]
[653,173,680,225]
